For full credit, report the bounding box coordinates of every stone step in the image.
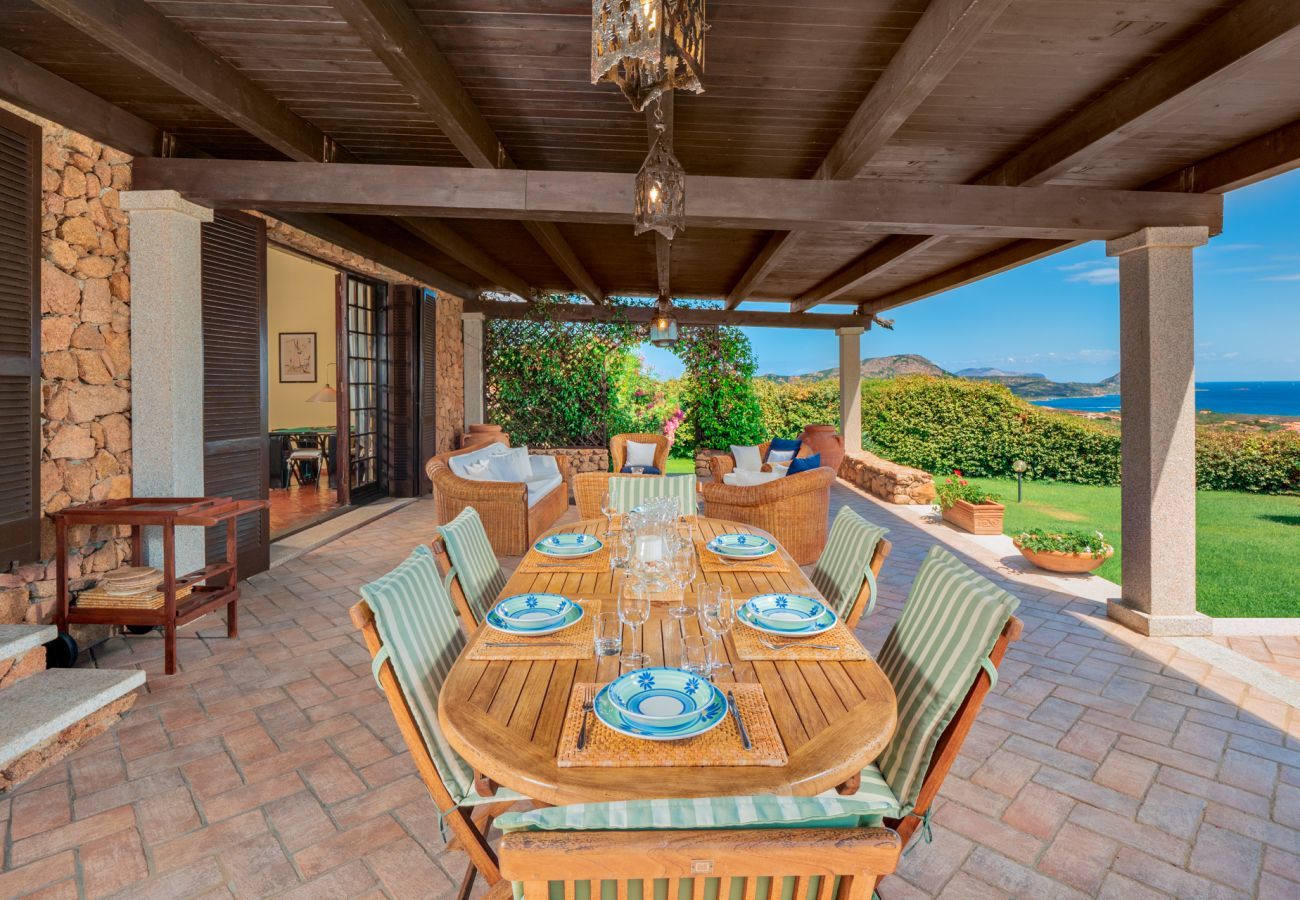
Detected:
[0,668,145,775]
[0,625,55,666]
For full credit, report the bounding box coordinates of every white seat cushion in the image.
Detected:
[488,447,532,482]
[723,470,784,487]
[730,444,763,472]
[625,440,658,468]
[448,443,507,478]
[525,473,563,507]
[767,449,796,465]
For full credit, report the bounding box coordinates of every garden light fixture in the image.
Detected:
[649,296,680,347]
[1012,459,1028,502]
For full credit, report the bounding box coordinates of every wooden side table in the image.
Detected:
[53,496,270,675]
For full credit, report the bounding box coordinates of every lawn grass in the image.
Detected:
[666,457,696,474]
[958,476,1300,618]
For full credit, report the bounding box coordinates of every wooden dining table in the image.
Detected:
[438,517,897,806]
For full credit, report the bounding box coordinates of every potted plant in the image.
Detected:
[934,470,1004,534]
[1014,528,1114,574]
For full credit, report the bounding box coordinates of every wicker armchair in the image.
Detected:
[700,466,835,565]
[425,437,571,557]
[572,470,658,519]
[610,433,669,474]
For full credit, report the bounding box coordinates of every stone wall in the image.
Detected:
[536,448,610,475]
[0,101,133,626]
[839,451,937,505]
[435,295,465,454]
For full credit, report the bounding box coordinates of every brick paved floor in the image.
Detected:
[2,485,1298,899]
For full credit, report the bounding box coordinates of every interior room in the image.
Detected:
[267,245,342,538]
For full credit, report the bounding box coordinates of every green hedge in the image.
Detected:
[754,378,839,439]
[1195,429,1300,493]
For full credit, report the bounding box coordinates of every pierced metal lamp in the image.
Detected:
[649,296,679,347]
[591,0,705,112]
[635,112,686,239]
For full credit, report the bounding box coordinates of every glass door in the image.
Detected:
[338,273,387,504]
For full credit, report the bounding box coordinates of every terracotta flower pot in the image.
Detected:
[1014,541,1113,574]
[941,499,1005,535]
[798,423,844,472]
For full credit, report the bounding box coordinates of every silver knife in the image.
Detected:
[727,690,752,750]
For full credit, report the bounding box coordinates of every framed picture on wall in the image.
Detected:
[279,332,317,383]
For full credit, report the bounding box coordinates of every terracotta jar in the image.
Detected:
[461,423,505,449]
[798,423,845,472]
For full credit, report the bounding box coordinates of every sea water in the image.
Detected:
[1034,381,1300,417]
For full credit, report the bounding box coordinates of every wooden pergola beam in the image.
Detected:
[462,300,873,331]
[133,158,1223,241]
[1146,116,1300,195]
[792,236,942,311]
[330,0,604,304]
[398,218,532,299]
[725,0,1011,308]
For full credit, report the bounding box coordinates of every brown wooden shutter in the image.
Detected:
[0,108,41,568]
[201,210,269,577]
[417,290,438,495]
[385,284,418,497]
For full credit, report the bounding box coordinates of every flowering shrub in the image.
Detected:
[661,407,686,448]
[1015,528,1113,559]
[934,470,1001,509]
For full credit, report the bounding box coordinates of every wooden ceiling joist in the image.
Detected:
[133,158,1223,242]
[853,0,1300,313]
[330,0,605,304]
[726,0,1012,309]
[463,300,872,332]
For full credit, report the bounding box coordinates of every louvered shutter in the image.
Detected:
[417,290,438,495]
[386,284,418,497]
[0,108,40,568]
[201,211,269,577]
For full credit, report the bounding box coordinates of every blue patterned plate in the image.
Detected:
[534,533,603,558]
[605,667,719,728]
[738,594,837,636]
[485,594,584,635]
[706,533,777,559]
[594,678,728,741]
[744,594,831,632]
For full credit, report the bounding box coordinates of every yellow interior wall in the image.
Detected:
[267,246,338,430]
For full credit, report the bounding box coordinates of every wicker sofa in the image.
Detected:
[700,466,835,565]
[707,440,816,483]
[610,433,670,474]
[425,436,571,556]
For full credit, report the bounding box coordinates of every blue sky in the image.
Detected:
[643,168,1300,383]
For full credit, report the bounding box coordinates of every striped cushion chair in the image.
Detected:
[433,507,508,630]
[496,796,901,900]
[822,545,1022,872]
[810,506,892,626]
[350,543,526,897]
[610,473,698,517]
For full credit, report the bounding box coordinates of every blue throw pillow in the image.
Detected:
[787,453,821,476]
[766,438,801,461]
[620,465,661,475]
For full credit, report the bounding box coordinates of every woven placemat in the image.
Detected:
[468,615,595,660]
[516,543,611,575]
[557,682,787,767]
[694,540,790,574]
[76,583,194,610]
[732,620,871,661]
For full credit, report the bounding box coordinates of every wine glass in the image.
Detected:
[666,542,696,624]
[600,490,616,534]
[617,577,651,670]
[698,585,735,679]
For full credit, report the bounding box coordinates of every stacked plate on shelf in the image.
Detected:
[97,567,162,596]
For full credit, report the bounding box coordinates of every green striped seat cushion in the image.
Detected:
[438,507,508,625]
[872,545,1018,815]
[810,506,888,619]
[610,474,698,517]
[359,544,476,804]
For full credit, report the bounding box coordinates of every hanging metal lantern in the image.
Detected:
[592,0,705,112]
[649,296,680,347]
[635,114,685,239]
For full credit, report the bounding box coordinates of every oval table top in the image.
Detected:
[438,517,897,806]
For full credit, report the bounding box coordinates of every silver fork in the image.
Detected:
[759,639,841,652]
[576,699,595,750]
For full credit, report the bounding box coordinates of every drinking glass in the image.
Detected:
[617,578,651,669]
[698,586,735,679]
[593,612,622,658]
[679,635,710,679]
[667,542,696,623]
[600,490,617,534]
[609,527,633,572]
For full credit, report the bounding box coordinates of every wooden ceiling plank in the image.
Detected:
[399,218,533,299]
[726,0,1011,308]
[463,299,873,332]
[132,157,1223,241]
[330,0,604,303]
[1145,116,1300,195]
[792,235,941,311]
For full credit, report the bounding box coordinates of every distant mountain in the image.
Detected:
[760,353,947,383]
[955,367,1045,379]
[759,355,1120,401]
